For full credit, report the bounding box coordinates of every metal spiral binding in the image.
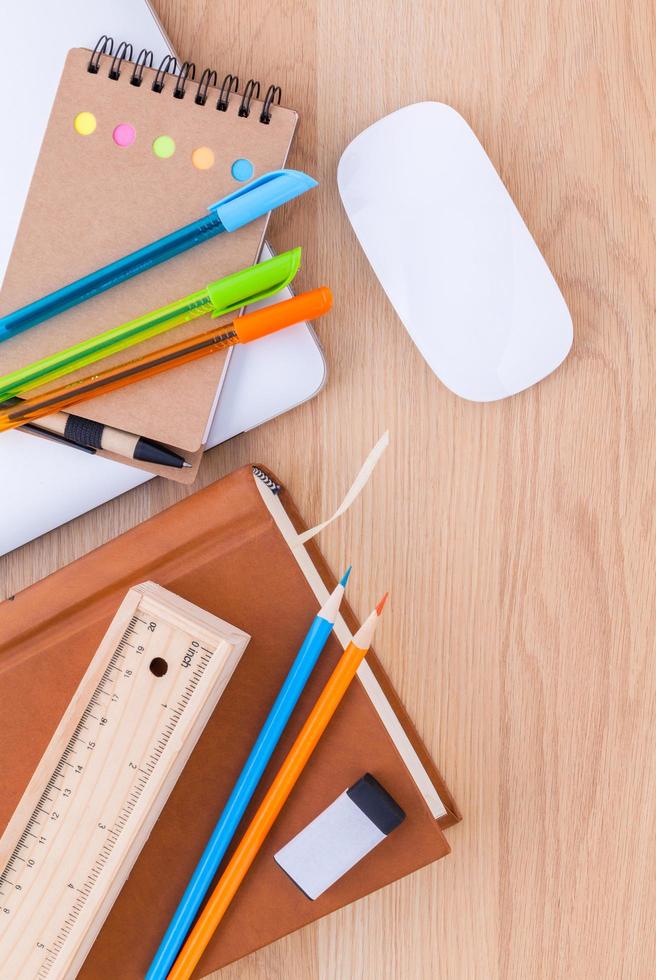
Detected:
[130,48,153,87]
[87,35,113,74]
[152,54,177,93]
[238,79,260,117]
[217,73,239,111]
[173,61,196,99]
[87,36,282,123]
[252,466,281,494]
[109,41,133,80]
[260,84,281,124]
[195,68,217,105]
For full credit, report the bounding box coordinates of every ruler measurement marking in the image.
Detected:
[0,592,242,980]
[0,629,129,896]
[32,638,216,976]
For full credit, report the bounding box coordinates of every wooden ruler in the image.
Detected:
[0,581,249,979]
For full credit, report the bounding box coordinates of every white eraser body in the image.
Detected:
[274,774,405,900]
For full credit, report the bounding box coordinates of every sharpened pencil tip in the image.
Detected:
[375,592,389,616]
[339,566,352,588]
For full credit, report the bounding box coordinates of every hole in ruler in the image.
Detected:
[149,657,168,677]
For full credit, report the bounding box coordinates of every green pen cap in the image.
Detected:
[207,247,302,317]
[0,248,303,402]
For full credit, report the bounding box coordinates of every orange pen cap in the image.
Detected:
[233,287,333,343]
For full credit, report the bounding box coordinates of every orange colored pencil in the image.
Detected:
[167,594,389,980]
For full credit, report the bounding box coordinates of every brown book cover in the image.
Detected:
[0,47,298,482]
[0,465,459,977]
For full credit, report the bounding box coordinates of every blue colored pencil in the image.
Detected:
[146,567,351,980]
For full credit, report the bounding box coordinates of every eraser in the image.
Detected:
[274,774,405,900]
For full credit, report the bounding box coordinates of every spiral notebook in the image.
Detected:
[0,40,298,481]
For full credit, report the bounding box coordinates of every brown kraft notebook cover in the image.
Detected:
[0,47,298,480]
[0,465,459,977]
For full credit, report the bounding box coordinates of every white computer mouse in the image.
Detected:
[337,102,573,402]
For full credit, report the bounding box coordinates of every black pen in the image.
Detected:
[25,411,191,468]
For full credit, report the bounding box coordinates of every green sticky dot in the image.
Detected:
[152,135,176,159]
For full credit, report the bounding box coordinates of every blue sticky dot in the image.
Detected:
[231,158,254,182]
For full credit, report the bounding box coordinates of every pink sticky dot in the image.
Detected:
[113,123,136,147]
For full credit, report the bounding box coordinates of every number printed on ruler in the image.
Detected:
[0,583,247,979]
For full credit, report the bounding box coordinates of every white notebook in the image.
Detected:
[0,0,326,556]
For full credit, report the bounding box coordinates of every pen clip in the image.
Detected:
[20,423,97,455]
[206,248,302,317]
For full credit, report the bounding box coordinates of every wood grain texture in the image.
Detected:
[1,0,655,976]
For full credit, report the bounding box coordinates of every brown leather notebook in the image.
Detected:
[0,465,459,977]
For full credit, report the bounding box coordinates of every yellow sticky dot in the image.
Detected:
[191,146,215,170]
[74,111,97,136]
[153,135,176,159]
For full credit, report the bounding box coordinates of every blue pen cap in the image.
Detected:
[210,170,318,233]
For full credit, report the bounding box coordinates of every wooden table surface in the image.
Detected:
[2,1,655,976]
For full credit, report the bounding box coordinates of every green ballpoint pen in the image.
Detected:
[0,249,301,401]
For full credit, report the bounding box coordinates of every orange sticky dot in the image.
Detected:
[191,146,215,170]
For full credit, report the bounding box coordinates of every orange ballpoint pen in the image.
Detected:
[0,288,332,433]
[167,593,389,980]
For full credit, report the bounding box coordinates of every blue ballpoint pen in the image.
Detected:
[146,567,352,980]
[0,169,317,341]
